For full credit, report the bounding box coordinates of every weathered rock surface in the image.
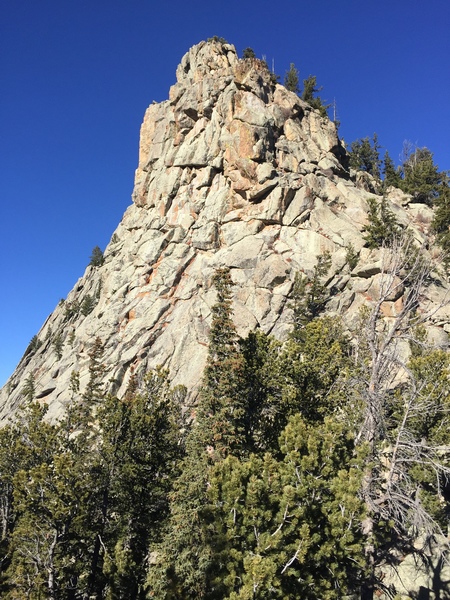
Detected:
[1,39,449,423]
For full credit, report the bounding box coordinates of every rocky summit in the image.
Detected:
[0,39,448,421]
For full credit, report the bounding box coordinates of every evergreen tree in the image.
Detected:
[284,63,299,94]
[362,197,400,248]
[22,372,36,402]
[349,135,382,179]
[207,415,366,599]
[401,146,445,205]
[98,369,183,599]
[242,47,256,59]
[83,337,106,405]
[301,75,329,117]
[0,426,21,592]
[148,268,248,598]
[53,331,64,360]
[81,294,96,316]
[89,246,104,268]
[280,316,351,425]
[240,329,284,453]
[382,150,402,189]
[198,268,247,458]
[290,251,332,341]
[432,183,450,266]
[3,400,81,599]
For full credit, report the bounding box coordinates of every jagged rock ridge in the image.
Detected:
[1,39,449,421]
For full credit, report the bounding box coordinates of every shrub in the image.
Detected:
[242,47,256,59]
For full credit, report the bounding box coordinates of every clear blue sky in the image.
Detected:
[1,0,449,387]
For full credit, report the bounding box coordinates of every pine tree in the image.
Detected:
[98,369,183,599]
[301,75,329,117]
[3,400,84,599]
[52,331,64,360]
[280,316,351,425]
[284,63,299,94]
[401,146,445,205]
[147,268,248,599]
[198,268,247,458]
[290,251,332,341]
[362,197,400,248]
[22,372,36,402]
[0,425,21,593]
[89,246,104,267]
[240,329,284,453]
[242,47,256,59]
[207,415,366,599]
[382,150,402,189]
[81,294,96,316]
[83,337,106,404]
[349,135,382,179]
[431,183,450,267]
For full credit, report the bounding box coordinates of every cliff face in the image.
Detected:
[1,40,448,421]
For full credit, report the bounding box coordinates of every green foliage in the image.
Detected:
[81,294,96,316]
[240,329,284,453]
[345,242,359,270]
[207,415,366,599]
[362,196,400,248]
[1,366,183,599]
[290,251,332,339]
[52,331,64,360]
[64,299,80,320]
[301,75,330,117]
[401,146,446,205]
[382,150,402,189]
[407,349,450,445]
[25,335,42,355]
[93,369,183,599]
[83,336,105,403]
[432,183,450,266]
[4,237,450,598]
[198,267,248,458]
[207,35,228,44]
[242,47,256,59]
[148,268,247,598]
[284,62,300,94]
[89,245,104,267]
[349,134,382,179]
[21,372,36,402]
[280,316,351,424]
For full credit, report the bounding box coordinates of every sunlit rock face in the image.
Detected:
[1,39,448,421]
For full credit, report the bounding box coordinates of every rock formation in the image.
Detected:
[1,39,448,422]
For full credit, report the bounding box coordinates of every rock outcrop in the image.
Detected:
[1,39,448,422]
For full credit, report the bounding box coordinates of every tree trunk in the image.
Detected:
[85,486,109,600]
[47,529,58,600]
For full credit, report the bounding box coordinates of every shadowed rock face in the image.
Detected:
[1,39,448,421]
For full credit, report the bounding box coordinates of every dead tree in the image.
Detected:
[351,235,450,599]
